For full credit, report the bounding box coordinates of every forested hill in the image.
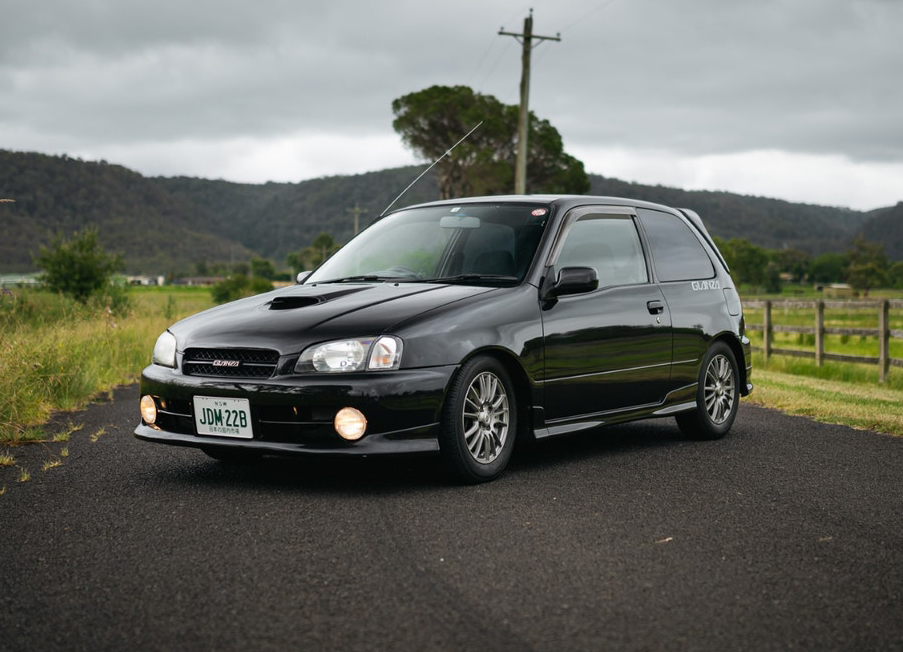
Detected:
[861,202,903,261]
[586,177,872,256]
[0,149,891,275]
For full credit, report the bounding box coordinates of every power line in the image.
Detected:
[556,0,622,36]
[470,38,514,96]
[466,36,501,86]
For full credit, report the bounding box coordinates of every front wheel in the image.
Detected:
[439,356,517,483]
[676,341,739,440]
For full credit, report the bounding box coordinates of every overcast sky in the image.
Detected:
[2,0,901,211]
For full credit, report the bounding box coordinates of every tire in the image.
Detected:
[201,446,263,464]
[676,341,739,440]
[439,356,517,483]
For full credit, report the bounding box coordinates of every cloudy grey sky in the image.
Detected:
[2,0,901,210]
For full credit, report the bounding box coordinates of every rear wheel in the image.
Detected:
[439,356,517,483]
[676,341,739,440]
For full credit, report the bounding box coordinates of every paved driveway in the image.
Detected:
[1,385,901,651]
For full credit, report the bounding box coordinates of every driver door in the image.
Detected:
[540,208,673,423]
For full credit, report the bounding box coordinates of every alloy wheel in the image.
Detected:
[704,354,736,425]
[461,371,510,464]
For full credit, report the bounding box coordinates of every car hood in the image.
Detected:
[169,282,498,354]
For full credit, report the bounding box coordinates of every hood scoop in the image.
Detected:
[265,287,367,311]
[266,295,323,310]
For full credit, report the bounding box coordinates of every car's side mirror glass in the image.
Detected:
[547,266,598,298]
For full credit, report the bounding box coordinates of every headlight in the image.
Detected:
[295,336,402,373]
[152,331,177,368]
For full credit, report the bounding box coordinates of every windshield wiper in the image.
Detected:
[314,275,388,284]
[313,274,422,284]
[428,273,519,284]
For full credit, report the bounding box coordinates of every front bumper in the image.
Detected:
[135,364,457,456]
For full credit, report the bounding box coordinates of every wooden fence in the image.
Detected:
[744,299,903,382]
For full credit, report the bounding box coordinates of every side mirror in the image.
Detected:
[545,266,598,299]
[296,271,312,284]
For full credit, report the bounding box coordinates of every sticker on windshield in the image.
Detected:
[531,208,548,217]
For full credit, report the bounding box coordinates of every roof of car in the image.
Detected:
[399,194,683,215]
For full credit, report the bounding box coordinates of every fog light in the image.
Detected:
[140,395,158,424]
[334,407,367,441]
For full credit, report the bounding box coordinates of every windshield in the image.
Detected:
[305,202,551,285]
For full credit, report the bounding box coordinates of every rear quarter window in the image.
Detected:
[637,208,715,282]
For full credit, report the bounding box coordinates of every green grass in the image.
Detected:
[747,366,903,436]
[0,286,212,443]
[1,283,901,446]
[740,289,903,435]
[743,291,903,387]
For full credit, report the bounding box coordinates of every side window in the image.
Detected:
[556,215,648,288]
[637,209,715,281]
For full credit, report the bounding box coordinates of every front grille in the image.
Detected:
[183,348,280,378]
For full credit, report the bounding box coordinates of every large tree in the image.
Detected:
[392,85,589,199]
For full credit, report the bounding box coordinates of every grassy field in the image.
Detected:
[741,287,903,435]
[745,335,903,388]
[1,284,901,450]
[743,293,903,389]
[747,363,903,436]
[0,286,212,444]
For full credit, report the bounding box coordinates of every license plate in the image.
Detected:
[193,396,253,439]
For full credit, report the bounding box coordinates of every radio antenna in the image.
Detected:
[379,121,483,217]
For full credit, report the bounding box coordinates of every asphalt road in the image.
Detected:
[1,384,902,652]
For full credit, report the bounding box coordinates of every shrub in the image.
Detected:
[35,228,124,303]
[211,275,274,304]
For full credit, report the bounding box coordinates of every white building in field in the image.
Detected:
[0,274,41,288]
[126,275,166,286]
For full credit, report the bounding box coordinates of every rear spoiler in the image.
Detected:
[678,208,730,273]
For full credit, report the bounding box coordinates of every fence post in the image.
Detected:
[815,300,824,368]
[879,299,889,383]
[763,300,772,364]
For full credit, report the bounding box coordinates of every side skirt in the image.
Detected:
[530,383,698,439]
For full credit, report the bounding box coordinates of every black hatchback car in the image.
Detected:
[136,195,752,482]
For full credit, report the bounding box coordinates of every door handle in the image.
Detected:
[647,300,664,315]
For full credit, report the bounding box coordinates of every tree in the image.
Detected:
[717,238,770,288]
[392,85,589,198]
[774,249,811,283]
[889,261,903,289]
[845,235,888,296]
[763,260,783,294]
[810,252,848,284]
[250,257,276,280]
[287,232,340,273]
[35,228,123,302]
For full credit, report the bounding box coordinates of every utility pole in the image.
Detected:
[347,202,365,235]
[499,9,560,194]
